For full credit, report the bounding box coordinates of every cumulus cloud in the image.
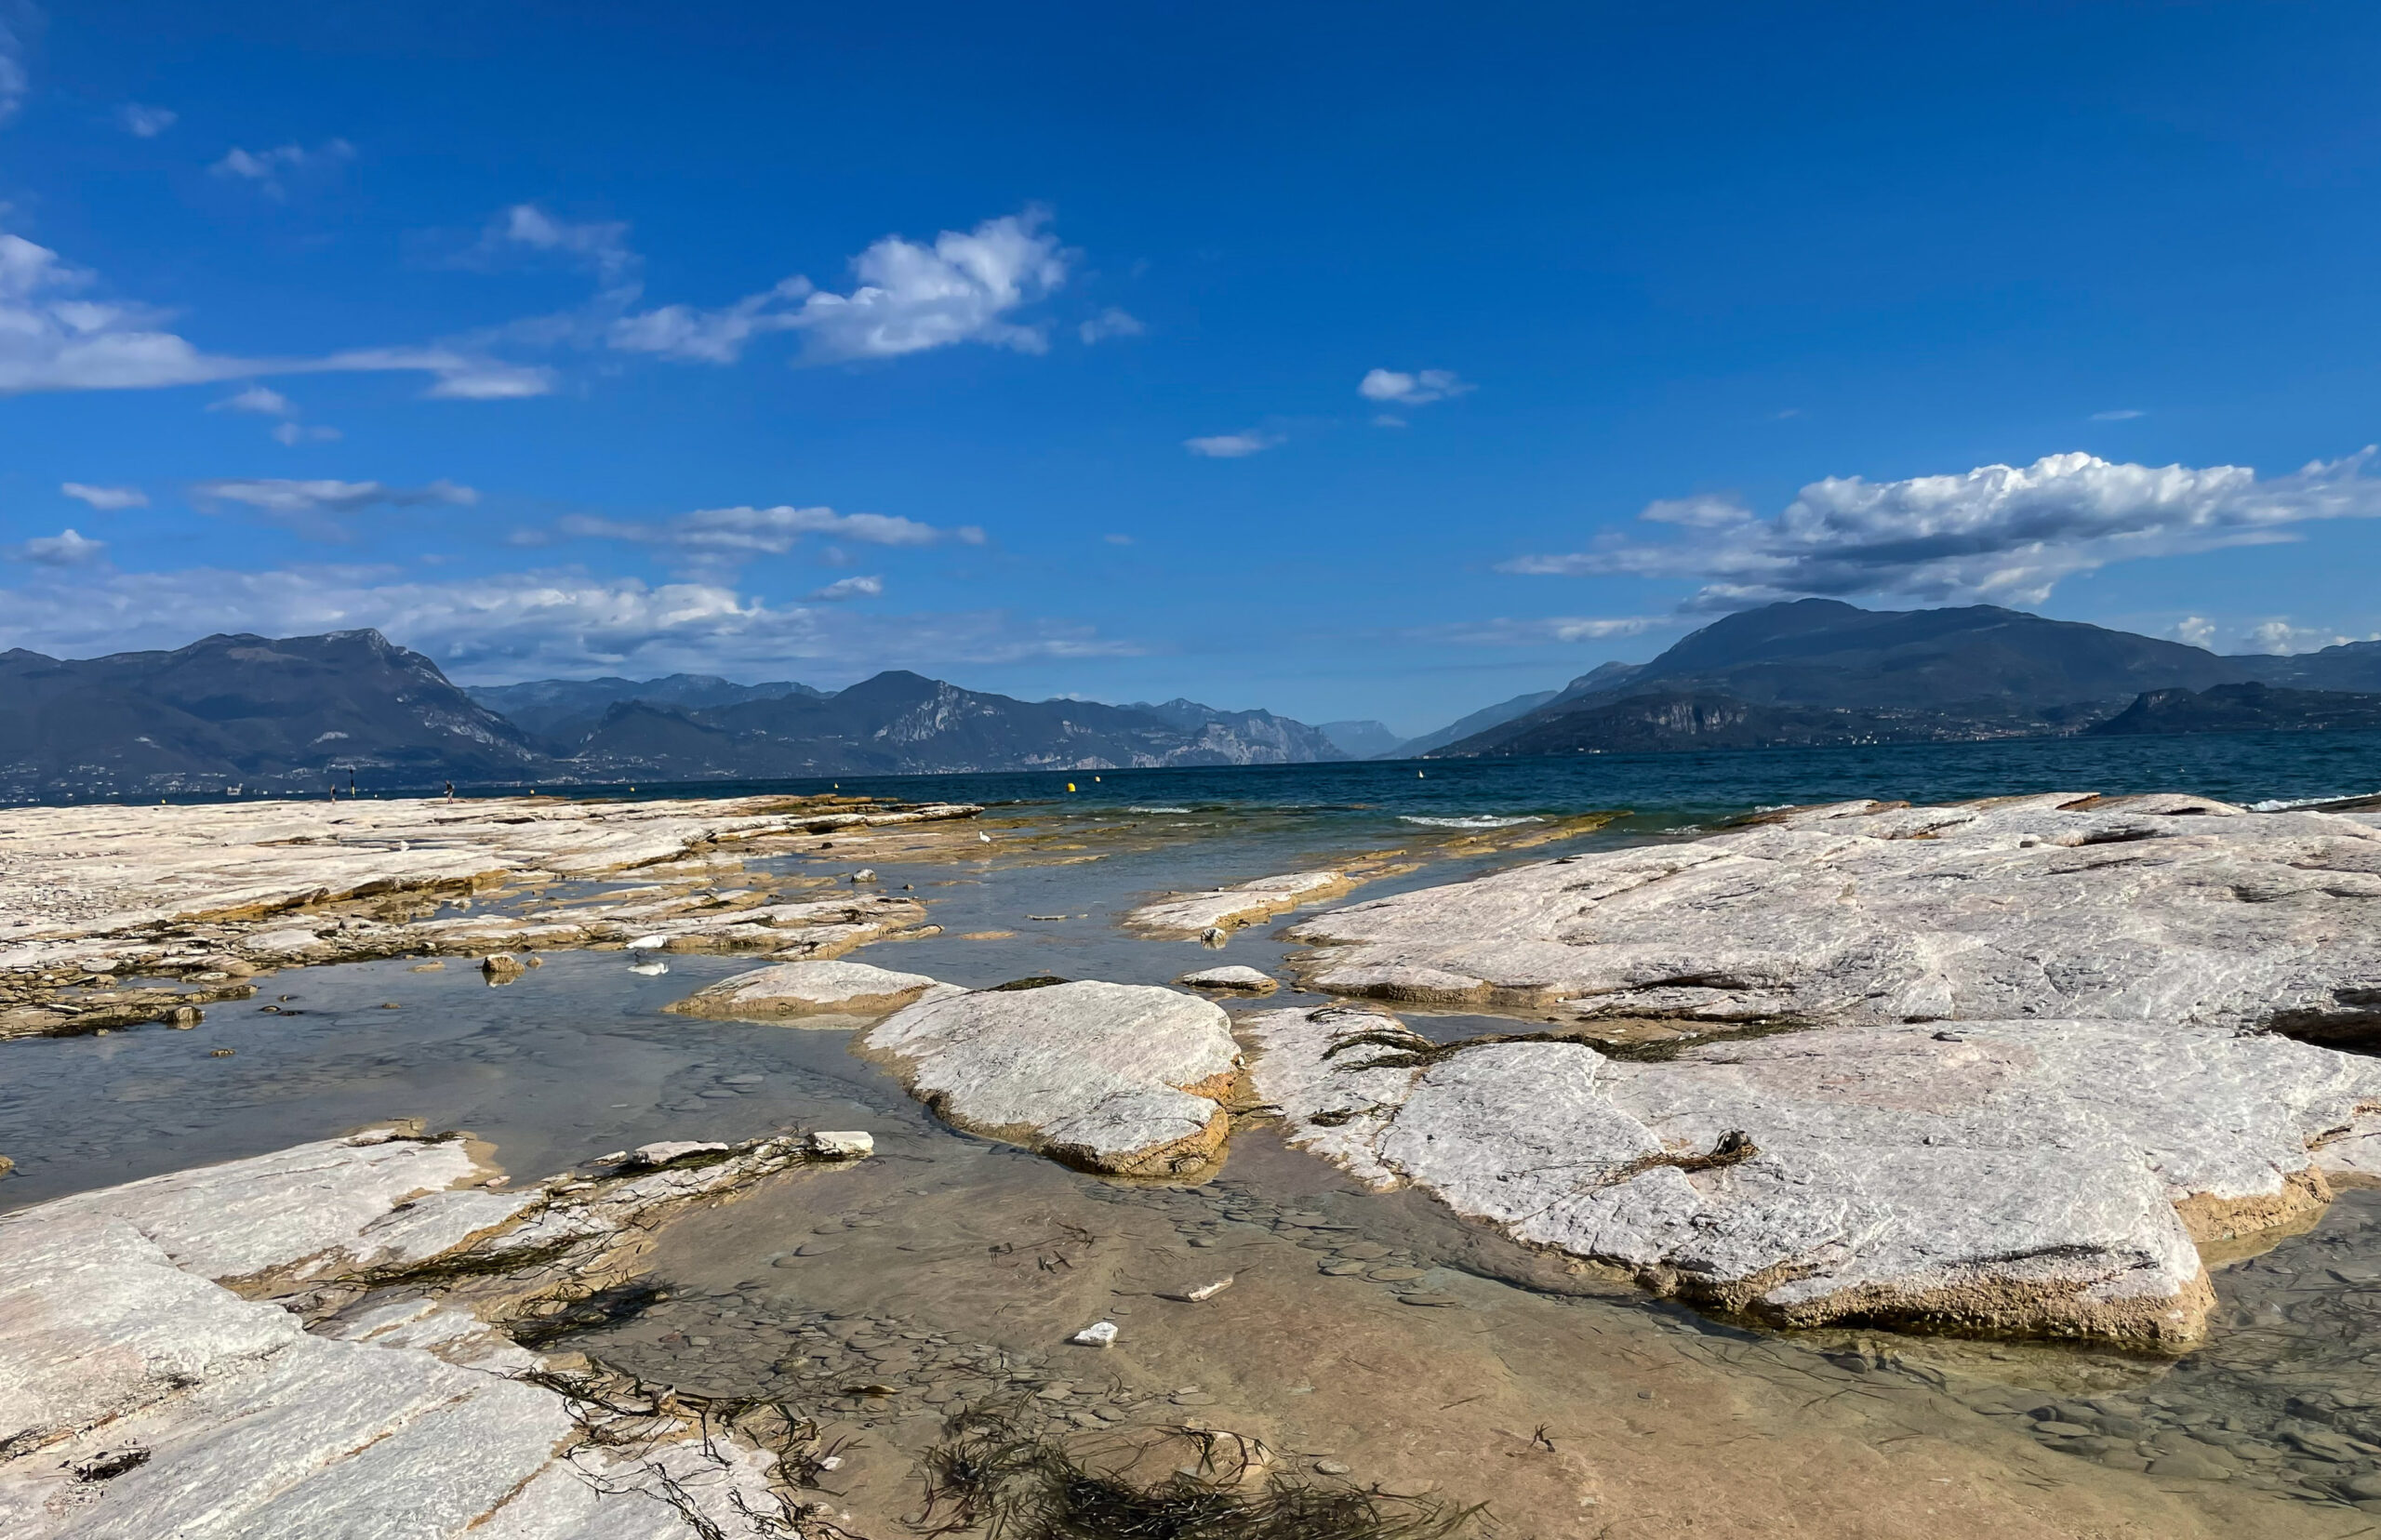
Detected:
[0,227,551,398]
[0,564,1137,677]
[1079,307,1144,344]
[8,528,104,565]
[116,102,175,137]
[550,504,980,565]
[1501,449,2381,609]
[61,482,147,510]
[1185,430,1282,458]
[1413,615,1670,646]
[209,139,354,198]
[808,575,884,600]
[1359,367,1471,407]
[2169,616,2216,650]
[2241,619,2370,655]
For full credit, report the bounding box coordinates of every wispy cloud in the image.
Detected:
[61,481,147,511]
[272,421,341,445]
[212,384,292,415]
[0,564,1138,678]
[809,575,884,600]
[209,139,354,198]
[8,529,105,566]
[1410,615,1670,646]
[546,503,983,566]
[0,7,29,126]
[1079,307,1144,344]
[1502,449,2381,609]
[0,227,552,398]
[2090,408,2147,421]
[116,102,175,137]
[192,477,477,540]
[1185,430,1282,458]
[1359,367,1471,407]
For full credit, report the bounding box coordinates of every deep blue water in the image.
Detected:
[569,729,2381,825]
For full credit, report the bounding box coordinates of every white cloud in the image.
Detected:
[1103,533,1133,546]
[0,228,551,398]
[1185,430,1282,458]
[2169,616,2216,650]
[273,421,342,445]
[209,139,354,198]
[61,482,147,510]
[213,384,292,414]
[552,503,978,564]
[1415,616,1670,646]
[1501,449,2381,609]
[117,102,176,137]
[2241,618,2366,656]
[8,529,104,565]
[809,575,884,600]
[1359,367,1471,407]
[605,278,814,364]
[1079,307,1144,344]
[2091,409,2147,421]
[0,564,1137,678]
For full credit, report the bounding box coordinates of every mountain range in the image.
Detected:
[1428,600,2381,757]
[8,601,2380,800]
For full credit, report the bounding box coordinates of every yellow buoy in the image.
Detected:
[1067,782,1077,792]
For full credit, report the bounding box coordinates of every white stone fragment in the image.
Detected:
[1178,964,1279,993]
[1070,1321,1120,1348]
[805,1131,874,1159]
[861,981,1244,1176]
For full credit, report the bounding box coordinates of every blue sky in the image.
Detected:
[4,1,2379,736]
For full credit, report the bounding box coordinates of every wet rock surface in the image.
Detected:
[1244,1002,2381,1347]
[667,959,952,1023]
[861,981,1245,1176]
[1127,870,1356,938]
[0,1124,874,1537]
[1287,793,2381,1036]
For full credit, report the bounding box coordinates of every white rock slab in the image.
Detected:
[1177,965,1280,994]
[1289,793,2381,1037]
[1127,870,1352,937]
[1244,1003,2381,1346]
[861,982,1244,1175]
[667,959,949,1022]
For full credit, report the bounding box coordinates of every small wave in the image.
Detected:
[2251,791,2377,812]
[1127,805,1194,814]
[1398,814,1544,829]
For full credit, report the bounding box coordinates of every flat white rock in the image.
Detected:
[1289,793,2381,1036]
[1127,870,1351,937]
[861,981,1244,1175]
[1245,1003,2381,1347]
[667,959,948,1021]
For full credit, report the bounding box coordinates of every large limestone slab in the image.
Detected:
[0,1127,868,1536]
[860,981,1244,1175]
[1245,1004,2381,1348]
[666,959,952,1022]
[1126,870,1353,938]
[1288,793,2381,1038]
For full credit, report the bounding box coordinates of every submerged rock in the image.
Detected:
[666,959,951,1022]
[0,1125,870,1536]
[1288,793,2381,1039]
[1244,1003,2381,1348]
[860,981,1244,1176]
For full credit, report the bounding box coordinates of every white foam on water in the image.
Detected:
[2251,790,2379,812]
[1398,814,1544,829]
[1127,805,1194,814]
